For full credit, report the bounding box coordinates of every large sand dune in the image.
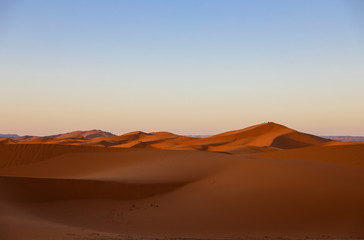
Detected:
[1,123,363,239]
[4,122,331,151]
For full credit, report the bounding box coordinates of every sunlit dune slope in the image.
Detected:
[85,131,195,148]
[11,130,115,144]
[52,130,115,139]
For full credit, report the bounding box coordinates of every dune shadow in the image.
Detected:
[0,176,186,202]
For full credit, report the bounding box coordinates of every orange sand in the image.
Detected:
[1,123,363,239]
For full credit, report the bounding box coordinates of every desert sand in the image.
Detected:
[1,122,364,239]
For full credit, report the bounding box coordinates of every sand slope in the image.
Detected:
[254,141,364,166]
[0,144,122,168]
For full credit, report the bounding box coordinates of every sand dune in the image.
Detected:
[12,135,40,142]
[6,123,331,152]
[11,130,115,144]
[52,130,116,139]
[1,123,363,239]
[0,138,16,144]
[188,122,331,150]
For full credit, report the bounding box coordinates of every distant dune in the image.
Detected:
[2,122,332,152]
[186,134,211,138]
[0,138,16,145]
[179,122,331,153]
[322,136,364,141]
[0,134,19,138]
[1,123,363,239]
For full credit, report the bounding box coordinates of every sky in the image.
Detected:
[0,0,364,136]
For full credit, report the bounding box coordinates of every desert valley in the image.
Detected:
[1,122,364,239]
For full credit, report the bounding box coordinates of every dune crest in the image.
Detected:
[3,123,331,153]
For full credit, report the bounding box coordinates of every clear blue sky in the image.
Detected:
[1,0,364,136]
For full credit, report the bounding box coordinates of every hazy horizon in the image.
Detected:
[2,122,364,138]
[1,0,364,136]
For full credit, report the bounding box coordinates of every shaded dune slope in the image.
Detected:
[271,131,331,149]
[0,176,185,202]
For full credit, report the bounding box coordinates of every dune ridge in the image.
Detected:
[2,122,332,153]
